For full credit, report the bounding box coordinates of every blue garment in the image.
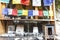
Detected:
[1,0,9,3]
[28,10,33,16]
[50,0,53,3]
[2,8,8,15]
[43,0,53,6]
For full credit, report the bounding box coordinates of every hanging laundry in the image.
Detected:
[43,10,49,16]
[28,10,33,16]
[8,8,13,15]
[0,0,10,3]
[22,10,28,16]
[39,10,43,16]
[18,10,22,16]
[49,10,54,16]
[33,10,39,16]
[43,0,53,6]
[12,0,21,4]
[21,0,30,5]
[32,0,41,6]
[12,9,18,16]
[2,8,8,15]
[50,0,53,4]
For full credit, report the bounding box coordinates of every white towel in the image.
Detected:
[8,8,12,15]
[32,0,41,6]
[33,10,39,16]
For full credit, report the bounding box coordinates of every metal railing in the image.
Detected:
[0,33,57,40]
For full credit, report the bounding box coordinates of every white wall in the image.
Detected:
[55,21,60,35]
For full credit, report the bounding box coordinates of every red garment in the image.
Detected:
[21,0,30,5]
[39,10,43,16]
[12,9,17,16]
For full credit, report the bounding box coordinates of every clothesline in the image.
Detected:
[0,0,53,6]
[2,8,53,16]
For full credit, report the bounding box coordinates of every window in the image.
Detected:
[48,28,52,35]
